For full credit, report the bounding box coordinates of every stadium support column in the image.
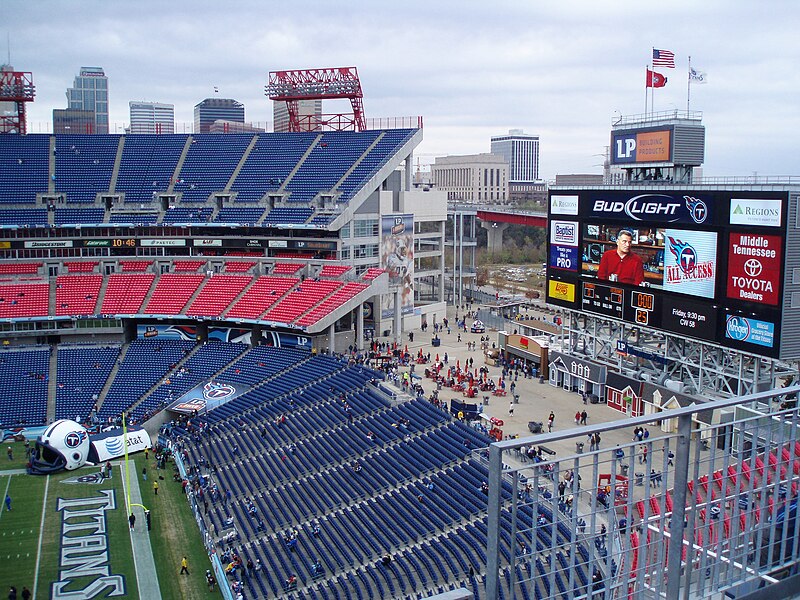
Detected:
[485,442,503,599]
[394,289,402,344]
[328,323,336,353]
[356,304,365,351]
[665,413,692,598]
[481,221,509,255]
[405,152,413,192]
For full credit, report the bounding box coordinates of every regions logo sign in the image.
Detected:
[550,195,579,216]
[663,230,717,298]
[548,280,576,303]
[587,193,711,224]
[725,315,775,348]
[727,233,782,305]
[730,198,782,227]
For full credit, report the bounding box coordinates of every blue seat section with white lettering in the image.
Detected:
[54,345,121,421]
[0,348,49,425]
[97,339,195,421]
[0,134,50,204]
[215,207,267,224]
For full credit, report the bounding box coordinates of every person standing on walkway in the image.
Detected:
[129,513,136,531]
[509,401,514,416]
[153,480,159,495]
[180,556,189,574]
[142,466,147,481]
[4,494,11,511]
[548,412,555,432]
[581,410,588,425]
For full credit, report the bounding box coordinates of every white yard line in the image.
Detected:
[32,474,50,600]
[0,474,11,519]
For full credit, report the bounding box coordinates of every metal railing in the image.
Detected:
[486,385,800,600]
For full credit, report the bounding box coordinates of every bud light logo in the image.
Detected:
[64,430,87,448]
[726,316,750,341]
[203,382,236,400]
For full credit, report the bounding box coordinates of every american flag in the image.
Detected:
[653,49,675,68]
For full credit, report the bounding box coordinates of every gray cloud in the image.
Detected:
[3,0,798,178]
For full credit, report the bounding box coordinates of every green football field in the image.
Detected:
[0,440,219,599]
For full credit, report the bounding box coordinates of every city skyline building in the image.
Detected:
[193,98,244,133]
[490,129,540,184]
[272,99,322,132]
[129,101,175,134]
[64,66,109,134]
[431,153,508,203]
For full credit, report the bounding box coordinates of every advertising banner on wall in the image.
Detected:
[611,129,672,164]
[662,229,717,297]
[549,221,579,272]
[381,214,414,318]
[726,233,782,305]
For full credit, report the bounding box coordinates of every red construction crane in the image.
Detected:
[0,70,35,135]
[266,66,366,132]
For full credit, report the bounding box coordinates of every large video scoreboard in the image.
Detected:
[546,189,790,358]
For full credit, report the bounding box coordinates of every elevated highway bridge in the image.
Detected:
[449,203,548,252]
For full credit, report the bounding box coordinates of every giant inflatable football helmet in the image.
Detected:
[29,419,91,475]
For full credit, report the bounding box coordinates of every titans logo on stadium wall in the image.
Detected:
[684,196,708,224]
[203,381,236,400]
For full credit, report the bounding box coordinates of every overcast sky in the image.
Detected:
[3,0,799,179]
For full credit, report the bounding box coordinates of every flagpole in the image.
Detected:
[644,66,648,114]
[687,55,692,113]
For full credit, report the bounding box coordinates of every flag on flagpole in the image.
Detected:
[653,48,675,68]
[213,86,219,93]
[646,69,668,88]
[689,67,707,84]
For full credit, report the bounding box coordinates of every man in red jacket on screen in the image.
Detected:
[597,229,644,285]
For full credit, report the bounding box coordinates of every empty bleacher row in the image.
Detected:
[0,130,418,226]
[172,353,595,600]
[0,269,371,328]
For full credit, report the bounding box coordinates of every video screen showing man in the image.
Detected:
[597,228,645,285]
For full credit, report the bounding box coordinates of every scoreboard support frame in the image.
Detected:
[558,309,796,398]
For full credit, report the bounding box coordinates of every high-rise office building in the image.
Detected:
[272,99,322,132]
[490,129,540,184]
[53,109,96,134]
[65,67,109,134]
[129,101,175,134]
[193,98,244,133]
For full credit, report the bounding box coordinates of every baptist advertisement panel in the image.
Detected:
[549,220,579,272]
[380,214,414,318]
